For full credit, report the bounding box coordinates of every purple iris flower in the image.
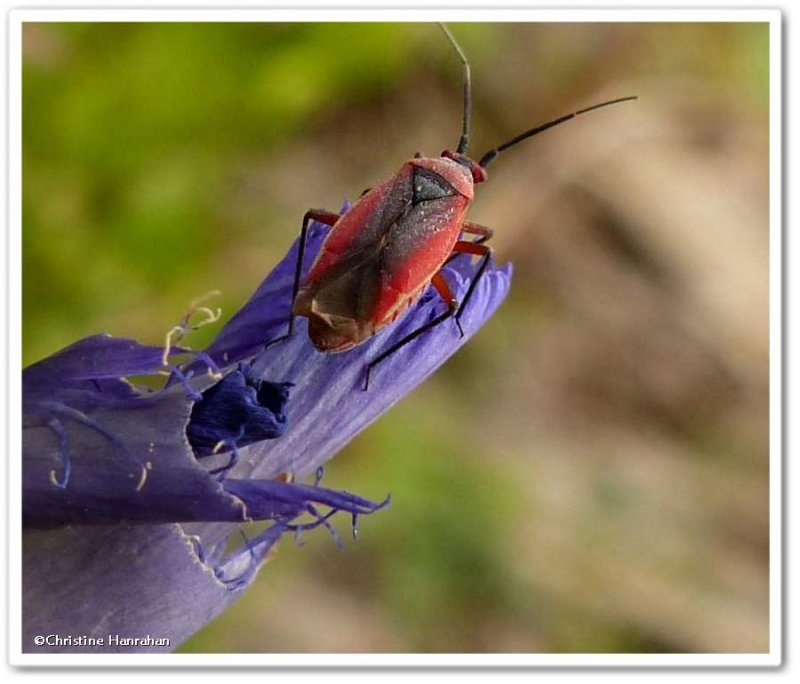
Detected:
[22,210,512,653]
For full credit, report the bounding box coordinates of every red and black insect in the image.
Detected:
[274,24,635,389]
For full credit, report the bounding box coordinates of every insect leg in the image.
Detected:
[363,240,492,390]
[444,221,493,267]
[460,220,494,245]
[265,209,340,349]
[451,240,493,331]
[363,273,458,391]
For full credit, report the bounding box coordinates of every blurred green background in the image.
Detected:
[23,22,770,653]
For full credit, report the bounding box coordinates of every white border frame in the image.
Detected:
[7,6,782,668]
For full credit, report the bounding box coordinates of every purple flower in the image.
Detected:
[22,211,512,653]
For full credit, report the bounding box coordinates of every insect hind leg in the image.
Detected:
[363,273,458,391]
[264,209,340,350]
[362,242,491,392]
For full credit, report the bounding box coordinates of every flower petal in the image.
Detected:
[22,334,391,652]
[187,366,291,458]
[23,523,239,653]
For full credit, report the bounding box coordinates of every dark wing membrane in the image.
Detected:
[302,248,384,322]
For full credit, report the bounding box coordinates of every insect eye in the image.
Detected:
[412,168,455,204]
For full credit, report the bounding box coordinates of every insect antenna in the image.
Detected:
[438,23,471,155]
[478,95,638,169]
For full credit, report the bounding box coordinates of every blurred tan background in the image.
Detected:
[23,21,770,653]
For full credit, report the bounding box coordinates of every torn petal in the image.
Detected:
[187,365,291,458]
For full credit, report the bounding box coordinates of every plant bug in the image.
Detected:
[272,24,636,390]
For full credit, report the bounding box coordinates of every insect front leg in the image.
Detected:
[265,209,340,349]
